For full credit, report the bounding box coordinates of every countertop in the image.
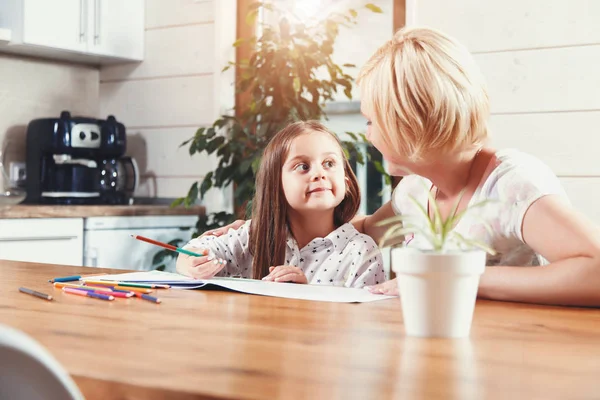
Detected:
[0,204,205,219]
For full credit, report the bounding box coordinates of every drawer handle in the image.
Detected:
[0,236,77,242]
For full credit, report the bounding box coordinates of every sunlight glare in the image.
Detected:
[293,0,323,19]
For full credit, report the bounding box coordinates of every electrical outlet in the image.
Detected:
[9,162,26,187]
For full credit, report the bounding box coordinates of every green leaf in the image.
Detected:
[344,131,358,141]
[407,195,439,249]
[375,214,415,227]
[246,9,258,26]
[232,38,245,47]
[199,173,213,199]
[453,232,497,256]
[180,138,193,148]
[170,197,184,208]
[293,77,301,93]
[365,3,383,13]
[251,156,262,174]
[372,160,386,175]
[221,65,231,72]
[185,182,199,207]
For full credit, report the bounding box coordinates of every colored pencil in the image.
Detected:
[113,285,153,294]
[136,292,161,304]
[108,291,134,299]
[116,282,170,289]
[63,287,114,301]
[19,287,53,301]
[81,280,119,286]
[83,280,168,289]
[53,282,113,292]
[130,234,207,257]
[83,281,154,293]
[48,273,107,283]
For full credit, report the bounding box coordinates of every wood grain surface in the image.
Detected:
[0,204,204,218]
[2,259,600,400]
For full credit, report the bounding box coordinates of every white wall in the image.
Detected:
[100,0,235,212]
[0,55,99,191]
[410,0,600,224]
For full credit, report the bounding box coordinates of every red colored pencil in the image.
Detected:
[130,234,206,257]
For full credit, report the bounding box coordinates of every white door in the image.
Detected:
[22,0,88,53]
[88,0,144,60]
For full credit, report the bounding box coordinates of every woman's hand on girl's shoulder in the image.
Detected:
[200,219,247,238]
[366,278,399,296]
[262,266,308,284]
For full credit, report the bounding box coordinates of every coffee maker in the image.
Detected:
[24,111,138,205]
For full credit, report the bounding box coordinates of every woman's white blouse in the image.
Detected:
[391,149,569,266]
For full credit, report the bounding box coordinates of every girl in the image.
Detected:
[176,121,384,288]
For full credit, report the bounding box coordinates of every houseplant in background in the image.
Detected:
[172,3,385,231]
[152,1,386,270]
[378,187,496,338]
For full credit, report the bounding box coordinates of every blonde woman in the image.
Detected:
[207,27,600,307]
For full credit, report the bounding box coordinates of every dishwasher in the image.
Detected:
[83,215,198,272]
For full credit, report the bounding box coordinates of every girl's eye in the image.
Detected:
[366,121,372,126]
[293,163,309,172]
[323,160,335,168]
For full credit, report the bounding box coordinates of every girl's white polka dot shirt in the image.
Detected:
[186,221,385,288]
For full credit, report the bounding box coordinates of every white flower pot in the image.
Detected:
[391,248,486,338]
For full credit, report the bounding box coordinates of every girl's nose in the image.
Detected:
[311,167,326,181]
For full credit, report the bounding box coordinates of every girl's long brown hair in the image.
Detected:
[248,121,361,279]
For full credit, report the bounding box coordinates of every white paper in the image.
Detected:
[81,271,395,303]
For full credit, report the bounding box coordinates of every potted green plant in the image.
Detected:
[378,187,496,338]
[173,1,385,234]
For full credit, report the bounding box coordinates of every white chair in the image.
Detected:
[0,324,84,400]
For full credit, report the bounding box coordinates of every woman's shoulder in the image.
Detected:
[483,149,567,198]
[335,223,379,248]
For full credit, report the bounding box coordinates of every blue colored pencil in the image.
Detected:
[49,275,81,283]
[136,293,161,304]
[48,273,107,283]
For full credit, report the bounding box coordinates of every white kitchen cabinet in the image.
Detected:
[0,218,84,266]
[21,0,87,53]
[87,0,144,60]
[0,0,144,63]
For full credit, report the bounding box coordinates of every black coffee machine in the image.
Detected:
[24,111,138,205]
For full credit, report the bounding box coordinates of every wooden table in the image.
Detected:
[2,260,600,400]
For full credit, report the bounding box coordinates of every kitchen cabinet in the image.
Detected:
[86,0,144,60]
[0,218,84,266]
[0,0,144,63]
[21,0,88,53]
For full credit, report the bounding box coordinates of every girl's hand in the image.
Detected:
[200,220,246,238]
[176,247,226,279]
[262,266,308,284]
[366,278,399,296]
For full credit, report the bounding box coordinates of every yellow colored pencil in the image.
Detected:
[82,279,120,286]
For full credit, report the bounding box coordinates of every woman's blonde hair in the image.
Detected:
[357,26,490,161]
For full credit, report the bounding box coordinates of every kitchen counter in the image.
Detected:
[0,204,205,219]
